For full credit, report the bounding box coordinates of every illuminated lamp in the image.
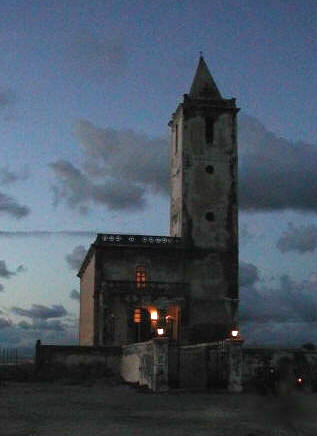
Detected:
[157,328,164,336]
[231,329,239,338]
[151,311,158,321]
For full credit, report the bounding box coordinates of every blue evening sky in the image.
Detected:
[0,0,317,348]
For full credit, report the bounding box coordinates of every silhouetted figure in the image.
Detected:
[267,367,279,394]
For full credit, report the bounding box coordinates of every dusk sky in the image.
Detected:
[1,0,317,350]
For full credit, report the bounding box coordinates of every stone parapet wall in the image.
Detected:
[35,341,121,374]
[178,343,211,388]
[176,340,241,391]
[35,340,317,392]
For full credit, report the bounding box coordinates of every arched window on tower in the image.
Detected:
[135,265,146,289]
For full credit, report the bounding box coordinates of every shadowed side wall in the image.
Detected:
[79,254,96,345]
[35,343,121,374]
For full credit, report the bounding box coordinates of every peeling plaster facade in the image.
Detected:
[78,57,239,347]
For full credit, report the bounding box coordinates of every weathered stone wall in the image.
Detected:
[227,341,243,392]
[79,254,96,345]
[120,341,151,384]
[177,341,241,391]
[96,244,187,346]
[169,91,239,344]
[35,343,121,374]
[120,338,169,392]
[175,343,317,393]
[36,340,317,392]
[178,343,209,388]
[176,341,233,390]
[99,246,185,283]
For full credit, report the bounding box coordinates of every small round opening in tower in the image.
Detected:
[205,165,214,174]
[205,212,215,222]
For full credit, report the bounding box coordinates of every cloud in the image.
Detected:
[0,191,30,218]
[50,114,317,213]
[240,272,317,346]
[0,166,29,186]
[18,319,65,332]
[0,260,16,278]
[239,224,253,246]
[16,265,27,273]
[240,273,317,324]
[239,114,317,212]
[51,159,146,212]
[239,261,259,288]
[0,261,27,279]
[65,245,87,271]
[74,121,168,192]
[241,321,317,347]
[276,223,317,253]
[50,120,168,212]
[63,33,126,82]
[11,304,68,320]
[0,317,78,348]
[70,289,80,301]
[0,317,12,329]
[0,284,4,292]
[17,320,32,330]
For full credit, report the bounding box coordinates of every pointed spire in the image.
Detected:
[189,55,222,100]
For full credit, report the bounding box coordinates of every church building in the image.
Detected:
[78,56,239,347]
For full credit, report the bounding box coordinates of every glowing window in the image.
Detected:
[135,266,146,288]
[134,308,141,323]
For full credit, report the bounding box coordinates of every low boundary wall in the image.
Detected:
[176,339,243,392]
[35,340,121,374]
[34,340,317,392]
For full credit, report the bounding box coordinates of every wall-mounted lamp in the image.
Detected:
[157,328,164,336]
[231,329,239,338]
[151,311,158,321]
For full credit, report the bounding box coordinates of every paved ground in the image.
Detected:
[0,381,317,435]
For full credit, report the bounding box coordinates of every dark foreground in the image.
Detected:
[1,381,317,436]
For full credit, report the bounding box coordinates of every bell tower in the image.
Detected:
[169,56,239,342]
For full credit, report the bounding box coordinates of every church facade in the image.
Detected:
[78,57,239,347]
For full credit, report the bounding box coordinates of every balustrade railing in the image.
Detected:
[96,233,182,246]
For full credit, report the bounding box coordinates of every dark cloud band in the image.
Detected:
[277,223,317,253]
[50,115,317,214]
[11,304,68,320]
[0,191,30,218]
